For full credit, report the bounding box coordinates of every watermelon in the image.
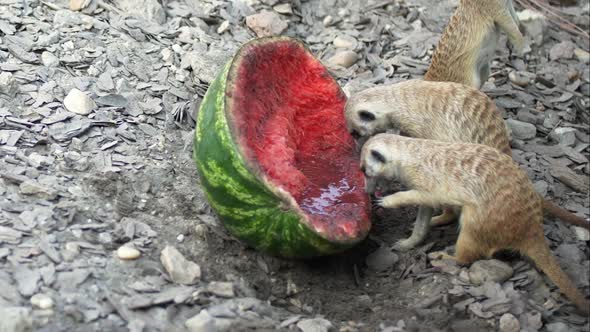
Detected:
[193,36,371,258]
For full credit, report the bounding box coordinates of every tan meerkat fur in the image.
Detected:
[424,0,524,88]
[360,134,589,313]
[345,80,590,250]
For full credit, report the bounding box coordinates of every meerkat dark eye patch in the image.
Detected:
[370,150,386,163]
[358,110,376,122]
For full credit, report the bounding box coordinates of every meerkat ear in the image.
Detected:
[358,110,376,122]
[370,149,386,163]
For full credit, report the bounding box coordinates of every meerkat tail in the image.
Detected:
[543,200,590,231]
[522,240,590,314]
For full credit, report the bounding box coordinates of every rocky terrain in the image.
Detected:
[0,0,589,331]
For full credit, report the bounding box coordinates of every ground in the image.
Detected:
[0,0,589,331]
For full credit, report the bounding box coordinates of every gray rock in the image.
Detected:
[550,166,589,193]
[499,313,520,332]
[506,119,536,140]
[543,110,561,129]
[296,317,333,332]
[468,260,513,285]
[546,322,570,332]
[118,0,166,24]
[532,180,548,197]
[333,36,357,49]
[550,127,577,146]
[508,71,530,87]
[14,266,40,297]
[245,11,288,38]
[555,243,583,263]
[549,41,576,61]
[0,307,32,332]
[0,72,17,97]
[41,51,59,67]
[206,282,235,298]
[160,245,201,285]
[365,246,398,271]
[185,310,216,332]
[327,51,358,68]
[30,293,54,309]
[573,226,590,241]
[574,48,590,63]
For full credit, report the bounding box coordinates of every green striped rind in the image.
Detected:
[193,38,357,258]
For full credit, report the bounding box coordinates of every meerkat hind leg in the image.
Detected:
[394,205,434,251]
[431,206,458,226]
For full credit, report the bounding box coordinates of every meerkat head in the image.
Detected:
[360,135,392,194]
[345,89,394,145]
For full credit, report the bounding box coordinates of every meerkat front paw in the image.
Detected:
[393,239,418,251]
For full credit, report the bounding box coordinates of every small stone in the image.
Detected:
[118,0,166,24]
[19,180,57,200]
[543,110,560,129]
[0,72,17,97]
[533,180,548,197]
[333,36,357,49]
[217,20,230,34]
[117,246,141,260]
[508,71,529,87]
[555,243,583,263]
[327,51,358,68]
[273,3,293,14]
[41,52,59,67]
[550,166,589,193]
[296,317,333,332]
[550,127,577,146]
[573,226,590,241]
[516,109,539,124]
[323,15,333,26]
[206,282,235,298]
[574,48,590,63]
[185,310,215,332]
[365,246,398,271]
[0,307,32,332]
[499,313,520,332]
[549,41,576,61]
[160,245,201,285]
[517,9,546,45]
[69,0,91,11]
[468,259,513,285]
[546,322,570,332]
[245,11,288,38]
[31,294,54,309]
[506,119,536,140]
[63,88,96,115]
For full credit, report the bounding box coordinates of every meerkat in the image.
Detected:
[424,0,524,88]
[360,134,589,313]
[345,80,589,250]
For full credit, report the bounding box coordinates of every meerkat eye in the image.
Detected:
[370,150,386,163]
[358,110,376,122]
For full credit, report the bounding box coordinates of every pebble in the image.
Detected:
[296,317,333,332]
[573,226,590,241]
[41,51,59,67]
[550,127,577,146]
[549,41,576,61]
[555,243,583,263]
[327,51,358,68]
[516,109,540,124]
[273,3,293,14]
[574,48,590,63]
[546,322,570,332]
[0,307,32,332]
[506,119,536,140]
[160,245,201,285]
[185,310,216,332]
[245,11,288,38]
[31,293,54,309]
[499,313,520,332]
[69,0,91,11]
[468,259,513,285]
[365,246,398,271]
[0,72,17,96]
[117,246,141,260]
[118,0,166,24]
[508,71,529,87]
[323,15,333,26]
[533,180,548,197]
[333,35,357,49]
[63,88,96,115]
[217,20,230,34]
[207,282,235,298]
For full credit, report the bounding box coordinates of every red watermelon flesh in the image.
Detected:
[228,40,370,241]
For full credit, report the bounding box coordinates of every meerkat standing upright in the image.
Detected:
[424,0,524,88]
[345,80,589,250]
[361,134,589,313]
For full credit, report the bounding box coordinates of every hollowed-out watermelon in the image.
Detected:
[193,36,371,258]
